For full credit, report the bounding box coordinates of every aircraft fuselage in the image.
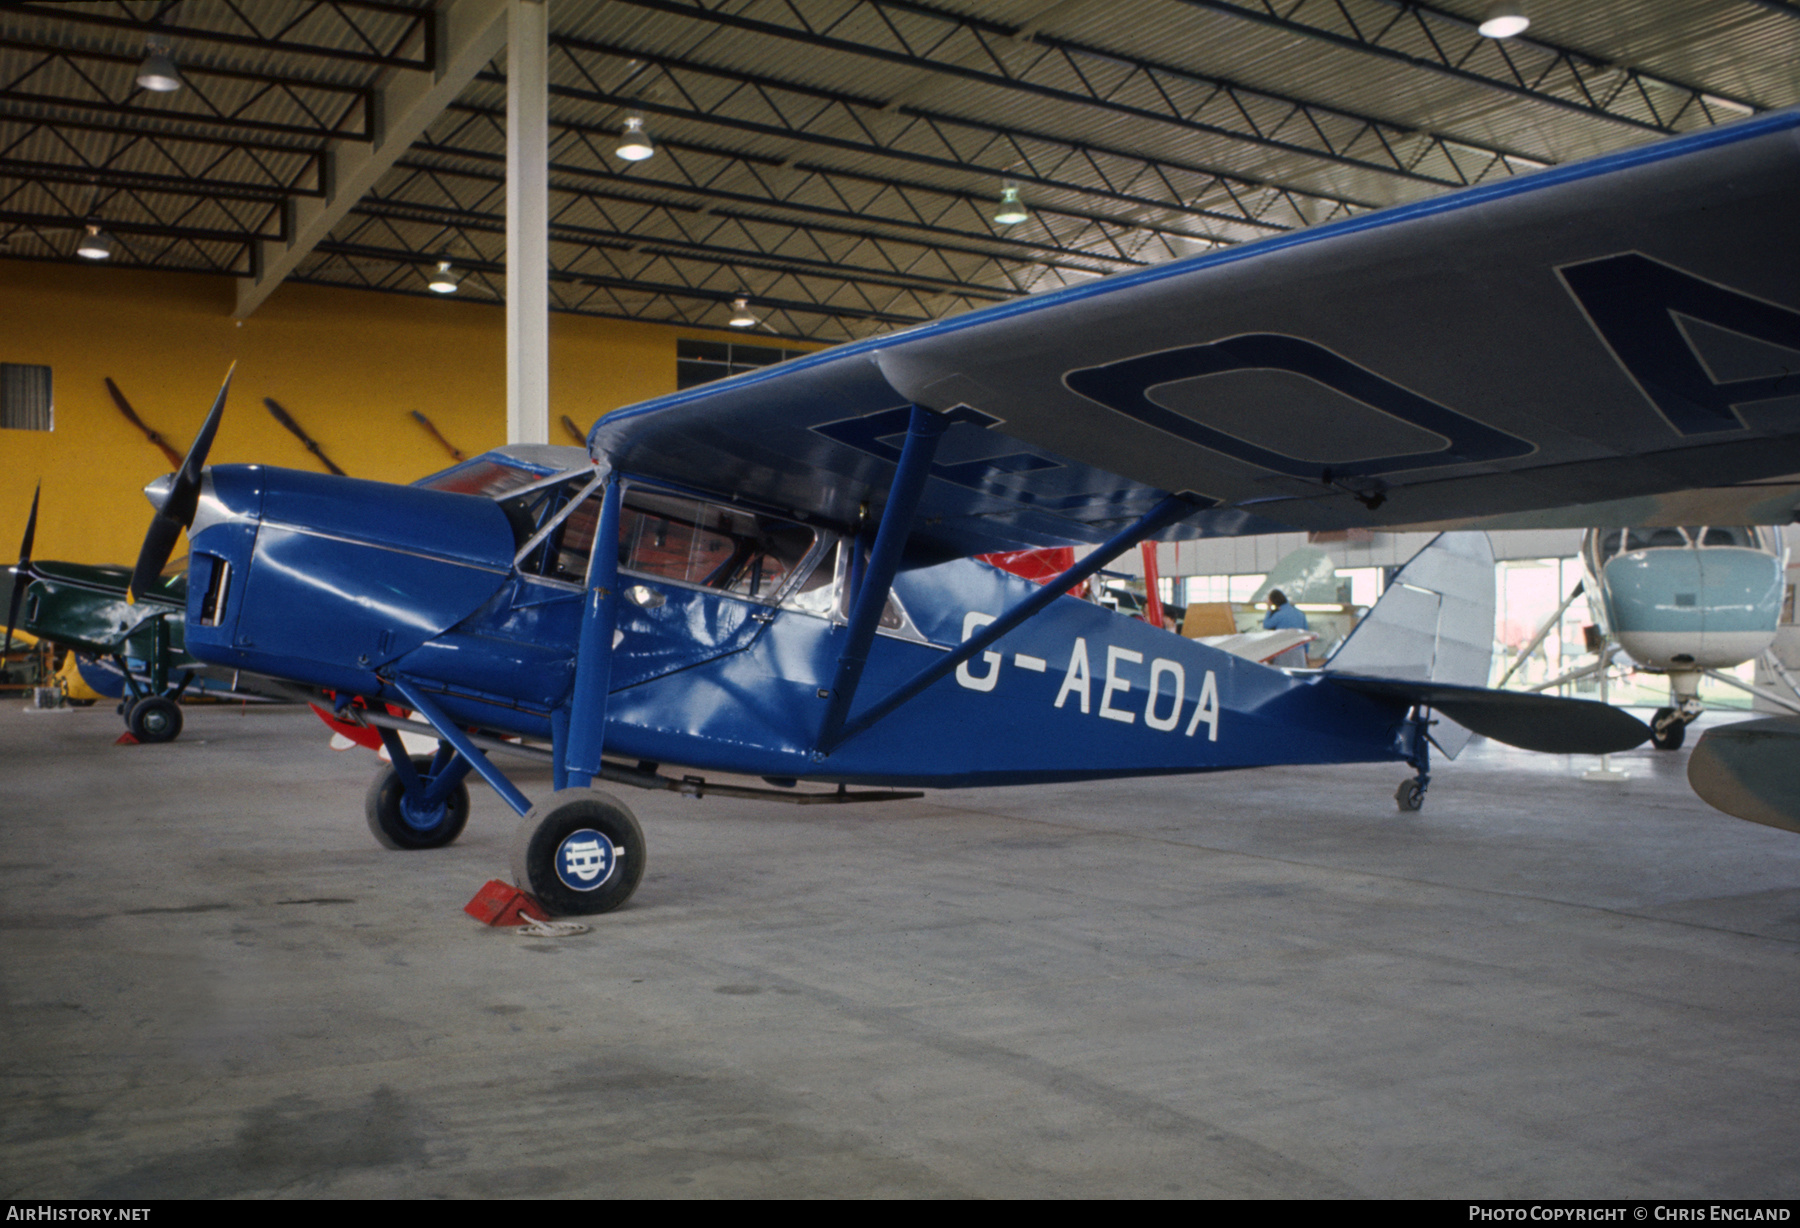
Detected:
[180,464,1416,789]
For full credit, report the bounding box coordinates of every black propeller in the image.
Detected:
[4,483,39,655]
[128,366,233,602]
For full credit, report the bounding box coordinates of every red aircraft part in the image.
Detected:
[310,699,408,750]
[980,547,1084,598]
[1140,541,1165,630]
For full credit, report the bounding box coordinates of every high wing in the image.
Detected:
[590,109,1800,557]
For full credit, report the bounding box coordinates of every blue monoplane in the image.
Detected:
[123,110,1800,913]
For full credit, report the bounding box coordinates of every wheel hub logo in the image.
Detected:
[556,828,615,891]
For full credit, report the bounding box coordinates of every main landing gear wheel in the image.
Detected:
[1395,779,1425,812]
[1650,707,1687,751]
[365,755,470,850]
[510,789,646,917]
[128,696,182,743]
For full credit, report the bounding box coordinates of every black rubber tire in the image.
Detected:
[118,696,137,722]
[128,696,182,743]
[364,755,471,850]
[1395,779,1424,812]
[510,788,646,916]
[1650,707,1686,751]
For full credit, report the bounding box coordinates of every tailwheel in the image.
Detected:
[1395,778,1425,812]
[1650,707,1686,751]
[128,696,182,743]
[510,788,646,916]
[365,754,470,850]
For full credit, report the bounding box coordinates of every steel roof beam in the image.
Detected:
[233,0,510,319]
[0,207,267,249]
[1172,0,1762,134]
[609,0,1539,188]
[542,38,1370,230]
[0,156,315,202]
[353,192,1020,301]
[5,1,436,72]
[0,116,327,196]
[308,236,944,328]
[0,38,375,141]
[290,252,873,342]
[427,104,1203,265]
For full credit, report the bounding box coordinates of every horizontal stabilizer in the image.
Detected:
[1687,718,1800,834]
[1326,675,1650,755]
[1196,628,1315,665]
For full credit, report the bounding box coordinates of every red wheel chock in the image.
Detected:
[464,879,549,927]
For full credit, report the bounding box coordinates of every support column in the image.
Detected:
[506,0,550,445]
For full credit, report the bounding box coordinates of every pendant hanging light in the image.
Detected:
[427,260,462,294]
[615,115,655,162]
[1477,3,1529,38]
[136,40,183,92]
[76,223,114,260]
[993,183,1028,226]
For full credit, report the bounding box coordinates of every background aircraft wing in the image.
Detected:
[589,110,1800,558]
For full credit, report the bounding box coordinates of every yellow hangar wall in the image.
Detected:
[0,259,760,563]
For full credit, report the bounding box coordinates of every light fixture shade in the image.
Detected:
[993,184,1028,226]
[728,296,757,328]
[136,50,182,92]
[427,260,461,294]
[76,224,113,260]
[616,115,655,162]
[1477,4,1529,37]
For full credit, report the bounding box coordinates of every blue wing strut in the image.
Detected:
[817,405,950,751]
[564,476,625,790]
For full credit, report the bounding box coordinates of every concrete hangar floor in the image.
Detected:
[3,700,1797,1199]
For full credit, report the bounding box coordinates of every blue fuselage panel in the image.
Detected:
[366,558,1409,787]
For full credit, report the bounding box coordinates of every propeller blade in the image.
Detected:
[5,484,39,653]
[129,366,233,602]
[128,516,185,605]
[560,415,586,446]
[19,481,38,570]
[409,409,464,461]
[105,378,184,468]
[264,397,345,476]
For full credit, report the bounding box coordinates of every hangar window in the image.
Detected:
[1,363,52,431]
[676,339,810,390]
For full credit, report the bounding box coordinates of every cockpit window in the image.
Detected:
[510,481,818,600]
[780,538,925,640]
[618,489,814,600]
[1700,526,1756,549]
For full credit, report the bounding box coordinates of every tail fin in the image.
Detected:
[1327,531,1496,757]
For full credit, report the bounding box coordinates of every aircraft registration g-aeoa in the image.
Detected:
[115,109,1800,914]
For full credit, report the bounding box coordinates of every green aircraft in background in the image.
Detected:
[6,488,225,742]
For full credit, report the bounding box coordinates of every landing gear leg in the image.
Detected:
[510,477,649,916]
[114,616,195,742]
[1650,698,1702,751]
[365,733,473,849]
[1397,709,1432,812]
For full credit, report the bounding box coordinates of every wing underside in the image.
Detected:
[590,111,1800,558]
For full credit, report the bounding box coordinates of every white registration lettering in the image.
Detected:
[1014,654,1047,672]
[1099,645,1143,724]
[1184,669,1220,741]
[956,611,1001,691]
[1055,637,1092,712]
[1144,658,1184,732]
